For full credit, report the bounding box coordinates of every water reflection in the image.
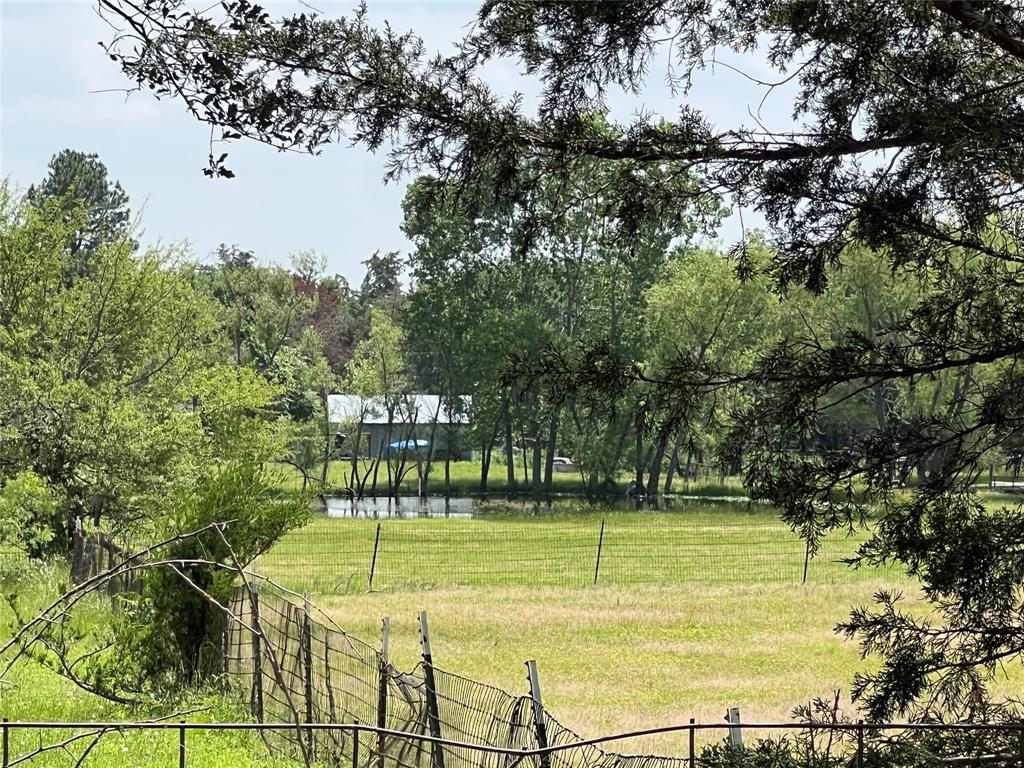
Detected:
[323,493,755,519]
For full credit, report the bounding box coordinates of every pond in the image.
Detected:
[323,493,754,519]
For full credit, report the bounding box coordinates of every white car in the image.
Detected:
[551,456,577,473]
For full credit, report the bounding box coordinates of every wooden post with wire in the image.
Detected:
[302,592,316,758]
[419,611,446,768]
[376,616,390,768]
[250,582,264,722]
[726,707,743,748]
[802,540,811,584]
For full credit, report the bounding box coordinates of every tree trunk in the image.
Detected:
[646,432,669,497]
[351,415,366,496]
[419,398,443,499]
[320,391,331,489]
[664,446,679,494]
[634,429,645,491]
[480,441,491,494]
[504,418,516,491]
[531,418,543,498]
[543,409,560,494]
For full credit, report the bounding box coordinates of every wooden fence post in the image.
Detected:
[369,523,382,590]
[593,518,606,586]
[302,592,316,757]
[221,609,231,675]
[377,617,390,768]
[525,660,549,768]
[250,583,264,723]
[70,516,85,584]
[726,707,742,748]
[419,611,446,768]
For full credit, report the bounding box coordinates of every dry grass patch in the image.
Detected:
[315,581,917,754]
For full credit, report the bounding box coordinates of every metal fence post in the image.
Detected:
[369,523,382,589]
[802,540,811,585]
[688,718,695,768]
[178,721,186,768]
[250,583,264,722]
[302,592,316,757]
[525,660,549,768]
[352,726,360,768]
[2,717,8,768]
[593,518,605,586]
[377,617,390,768]
[856,720,864,768]
[419,611,446,768]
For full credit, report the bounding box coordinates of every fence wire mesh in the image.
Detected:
[218,585,1024,768]
[223,584,704,768]
[254,512,895,593]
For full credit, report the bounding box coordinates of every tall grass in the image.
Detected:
[0,558,300,768]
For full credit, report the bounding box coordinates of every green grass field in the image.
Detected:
[6,496,1023,762]
[253,501,1024,754]
[0,565,300,768]
[255,503,896,593]
[313,582,907,754]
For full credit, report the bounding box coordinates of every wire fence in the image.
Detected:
[215,584,1023,768]
[254,513,899,593]
[4,583,1023,767]
[5,719,1024,768]
[223,583,701,768]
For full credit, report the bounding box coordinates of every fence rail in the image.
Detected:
[4,719,1024,768]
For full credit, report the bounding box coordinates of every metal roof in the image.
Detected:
[327,394,470,425]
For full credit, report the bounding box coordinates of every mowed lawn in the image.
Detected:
[255,505,897,593]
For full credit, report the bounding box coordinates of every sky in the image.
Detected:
[1,1,796,286]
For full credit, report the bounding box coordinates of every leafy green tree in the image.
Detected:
[359,250,403,309]
[0,471,57,556]
[645,245,777,492]
[0,180,311,694]
[28,149,130,279]
[347,307,409,495]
